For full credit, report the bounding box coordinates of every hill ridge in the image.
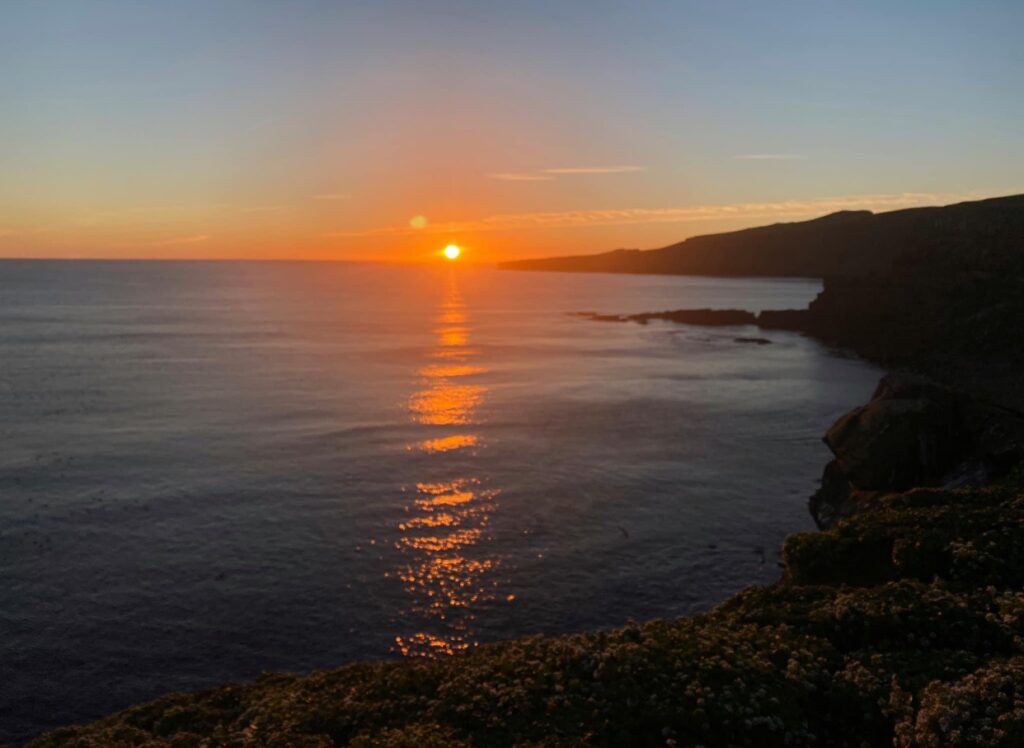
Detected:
[499,193,1024,278]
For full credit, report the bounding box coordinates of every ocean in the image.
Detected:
[0,260,881,743]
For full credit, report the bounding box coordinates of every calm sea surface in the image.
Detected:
[0,261,881,743]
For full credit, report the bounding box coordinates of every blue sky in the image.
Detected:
[2,1,1022,259]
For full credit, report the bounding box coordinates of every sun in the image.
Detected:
[443,244,461,260]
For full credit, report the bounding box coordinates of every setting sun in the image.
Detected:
[6,3,1024,745]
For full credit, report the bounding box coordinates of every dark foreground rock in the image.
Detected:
[824,376,966,489]
[810,373,1024,527]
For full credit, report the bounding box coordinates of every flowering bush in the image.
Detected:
[896,658,1024,747]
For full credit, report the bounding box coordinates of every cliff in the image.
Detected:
[499,194,1024,279]
[576,207,1024,526]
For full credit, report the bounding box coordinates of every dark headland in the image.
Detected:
[32,195,1024,747]
[499,194,1024,280]
[527,195,1024,403]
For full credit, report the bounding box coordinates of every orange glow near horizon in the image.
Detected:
[4,4,1016,265]
[2,192,1003,264]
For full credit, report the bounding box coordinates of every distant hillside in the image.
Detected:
[499,194,1024,278]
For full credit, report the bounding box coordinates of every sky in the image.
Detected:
[2,0,1022,262]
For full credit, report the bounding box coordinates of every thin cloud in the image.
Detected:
[311,193,352,201]
[240,205,283,213]
[488,173,555,182]
[79,204,230,226]
[149,235,209,247]
[0,227,58,238]
[733,154,808,161]
[542,166,646,174]
[325,190,1008,238]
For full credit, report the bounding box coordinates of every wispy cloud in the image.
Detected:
[488,173,555,182]
[149,234,209,247]
[326,190,1007,238]
[311,193,352,201]
[78,204,228,227]
[733,154,808,161]
[240,205,283,213]
[0,227,57,238]
[541,165,646,174]
[487,166,646,182]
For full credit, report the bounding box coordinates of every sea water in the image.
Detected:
[0,261,881,742]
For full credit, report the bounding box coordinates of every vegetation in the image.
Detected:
[32,486,1024,747]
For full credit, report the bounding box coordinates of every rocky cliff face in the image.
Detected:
[810,374,1024,527]
[801,193,1024,365]
[804,273,1024,368]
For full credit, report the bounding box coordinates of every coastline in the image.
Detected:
[7,2,1021,743]
[29,285,1024,745]
[28,391,1024,745]
[24,192,1024,744]
[2,266,849,746]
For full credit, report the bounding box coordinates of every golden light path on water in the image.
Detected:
[394,272,501,657]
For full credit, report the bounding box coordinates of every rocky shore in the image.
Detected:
[809,374,1024,529]
[29,351,1024,746]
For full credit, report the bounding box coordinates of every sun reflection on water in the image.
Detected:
[394,273,500,657]
[415,434,479,454]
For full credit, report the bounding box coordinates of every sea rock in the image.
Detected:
[824,374,966,491]
[808,374,970,527]
[808,460,850,529]
[574,312,627,322]
[756,308,808,331]
[808,459,883,529]
[578,308,759,327]
[811,374,1024,528]
[629,309,757,326]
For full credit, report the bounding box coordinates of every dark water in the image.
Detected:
[0,261,881,743]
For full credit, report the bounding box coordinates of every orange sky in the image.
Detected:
[3,3,1022,263]
[2,190,1016,265]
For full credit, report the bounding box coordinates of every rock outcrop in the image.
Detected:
[576,309,758,326]
[810,374,1024,528]
[755,308,809,331]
